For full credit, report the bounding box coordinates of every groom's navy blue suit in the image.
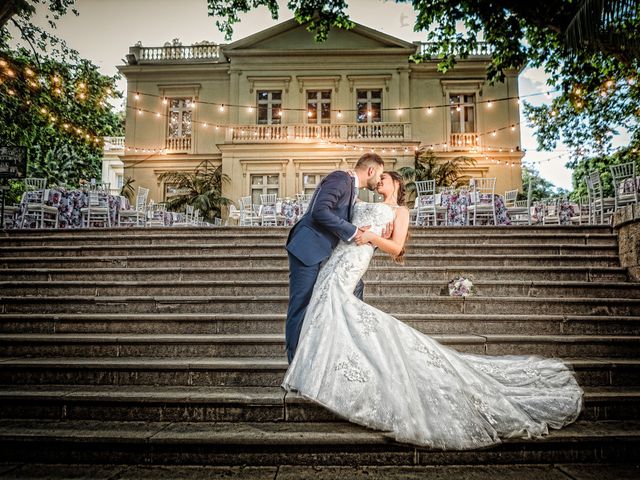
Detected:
[285,170,364,363]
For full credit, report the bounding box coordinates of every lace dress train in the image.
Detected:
[282,202,583,450]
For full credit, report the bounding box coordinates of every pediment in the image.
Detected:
[224,18,416,53]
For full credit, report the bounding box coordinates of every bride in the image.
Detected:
[282,171,583,450]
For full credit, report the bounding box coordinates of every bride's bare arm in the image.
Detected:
[355,207,410,257]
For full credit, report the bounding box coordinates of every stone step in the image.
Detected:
[0,418,637,465]
[0,243,619,258]
[2,295,638,315]
[0,265,628,282]
[2,464,640,480]
[0,253,621,269]
[2,279,639,299]
[0,225,614,238]
[2,333,639,358]
[3,313,639,336]
[0,385,636,423]
[0,357,637,387]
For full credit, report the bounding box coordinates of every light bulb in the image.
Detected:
[337,110,342,118]
[162,98,167,105]
[491,130,497,136]
[219,104,225,112]
[510,125,515,131]
[134,93,140,100]
[427,107,432,114]
[487,100,493,107]
[397,108,402,115]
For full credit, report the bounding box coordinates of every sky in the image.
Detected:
[15,0,630,191]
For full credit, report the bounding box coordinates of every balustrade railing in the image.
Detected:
[128,44,222,64]
[450,133,479,149]
[227,123,409,143]
[165,137,192,151]
[416,42,493,57]
[102,136,125,151]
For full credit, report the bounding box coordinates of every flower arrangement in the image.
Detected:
[448,276,475,297]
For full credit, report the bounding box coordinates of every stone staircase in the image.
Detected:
[0,226,639,470]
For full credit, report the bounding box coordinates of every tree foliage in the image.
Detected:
[0,1,123,188]
[398,148,476,202]
[521,164,568,202]
[206,0,639,161]
[158,161,230,221]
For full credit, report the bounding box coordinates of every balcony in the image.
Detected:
[165,137,192,152]
[450,133,479,149]
[102,136,125,152]
[415,41,493,58]
[225,123,411,143]
[126,44,223,65]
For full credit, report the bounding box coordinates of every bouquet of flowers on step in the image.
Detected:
[448,276,475,297]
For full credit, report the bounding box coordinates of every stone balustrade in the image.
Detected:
[102,136,125,151]
[226,123,411,143]
[415,41,494,57]
[127,44,222,64]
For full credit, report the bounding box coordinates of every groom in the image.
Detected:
[285,153,385,363]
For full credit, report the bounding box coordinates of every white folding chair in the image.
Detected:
[610,162,639,211]
[504,181,532,225]
[226,204,240,225]
[296,193,313,216]
[586,171,615,224]
[239,196,260,226]
[117,186,149,227]
[414,180,447,226]
[81,183,111,228]
[571,196,591,225]
[467,177,497,226]
[20,177,59,229]
[260,193,278,227]
[542,197,560,225]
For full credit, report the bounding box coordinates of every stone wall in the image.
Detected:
[613,204,640,282]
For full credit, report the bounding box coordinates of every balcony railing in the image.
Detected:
[226,123,411,143]
[127,44,222,64]
[165,137,192,152]
[102,136,125,151]
[415,41,493,57]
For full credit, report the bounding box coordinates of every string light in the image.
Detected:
[487,100,493,108]
[219,104,225,112]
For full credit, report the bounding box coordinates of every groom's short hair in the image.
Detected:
[354,152,384,170]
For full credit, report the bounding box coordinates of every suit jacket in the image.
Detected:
[286,170,358,266]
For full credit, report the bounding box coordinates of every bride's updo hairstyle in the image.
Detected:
[384,170,408,264]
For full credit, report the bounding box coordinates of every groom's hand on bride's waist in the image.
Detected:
[355,226,374,246]
[354,226,370,245]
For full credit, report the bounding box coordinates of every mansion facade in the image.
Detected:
[115,19,525,208]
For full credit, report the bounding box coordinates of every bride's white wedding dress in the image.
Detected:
[282,202,583,450]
